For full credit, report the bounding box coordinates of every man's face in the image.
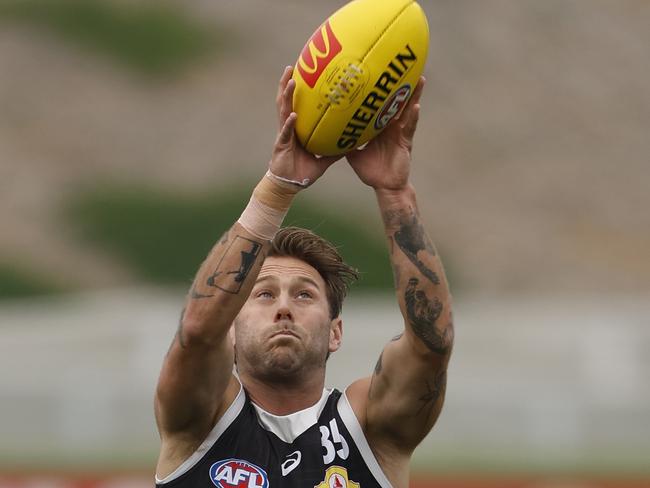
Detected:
[233,256,342,382]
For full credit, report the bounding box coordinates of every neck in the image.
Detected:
[239,370,326,415]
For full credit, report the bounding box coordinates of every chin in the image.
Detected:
[266,353,302,376]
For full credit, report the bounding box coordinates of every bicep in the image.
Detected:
[363,329,451,451]
[155,327,236,438]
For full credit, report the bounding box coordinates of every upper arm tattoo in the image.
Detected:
[374,351,384,375]
[415,370,447,417]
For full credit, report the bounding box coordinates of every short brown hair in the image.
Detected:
[269,227,358,318]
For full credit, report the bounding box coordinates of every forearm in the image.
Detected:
[376,184,454,358]
[181,223,269,344]
[180,174,299,345]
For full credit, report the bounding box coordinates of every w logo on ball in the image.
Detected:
[297,21,342,88]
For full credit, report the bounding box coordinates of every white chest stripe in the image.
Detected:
[253,389,332,443]
[337,390,394,488]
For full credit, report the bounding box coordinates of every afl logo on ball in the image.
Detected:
[209,459,269,488]
[297,21,342,89]
[374,84,412,130]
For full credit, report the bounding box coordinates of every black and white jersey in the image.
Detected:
[155,385,393,488]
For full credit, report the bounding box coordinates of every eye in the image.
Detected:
[256,290,273,299]
[297,290,313,299]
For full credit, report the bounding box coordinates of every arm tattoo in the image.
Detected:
[373,333,402,378]
[193,230,232,297]
[191,287,213,299]
[196,235,262,296]
[392,258,402,288]
[415,370,447,417]
[393,213,440,285]
[404,277,451,355]
[176,307,187,349]
[374,351,384,375]
[368,351,384,400]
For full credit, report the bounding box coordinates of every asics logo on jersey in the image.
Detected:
[280,450,302,476]
[209,459,269,488]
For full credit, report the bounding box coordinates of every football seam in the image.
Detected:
[305,0,416,152]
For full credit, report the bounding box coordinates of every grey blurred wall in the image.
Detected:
[1,290,648,473]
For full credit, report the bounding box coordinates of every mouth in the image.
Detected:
[270,330,299,339]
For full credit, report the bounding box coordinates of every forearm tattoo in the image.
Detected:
[193,235,263,297]
[404,277,451,355]
[390,210,440,286]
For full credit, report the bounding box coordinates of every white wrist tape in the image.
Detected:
[237,195,288,240]
[237,172,300,240]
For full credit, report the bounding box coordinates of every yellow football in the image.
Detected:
[292,0,429,156]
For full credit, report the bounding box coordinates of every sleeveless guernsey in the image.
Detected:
[155,386,393,488]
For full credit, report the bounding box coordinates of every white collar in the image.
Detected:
[252,389,332,443]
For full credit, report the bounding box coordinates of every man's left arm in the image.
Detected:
[364,184,453,450]
[345,78,454,460]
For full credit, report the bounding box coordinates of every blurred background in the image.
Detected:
[1,0,649,487]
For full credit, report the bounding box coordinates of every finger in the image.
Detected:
[276,112,297,146]
[393,78,423,123]
[280,78,296,124]
[276,65,293,102]
[276,66,294,121]
[402,103,420,141]
[398,77,424,137]
[410,76,425,107]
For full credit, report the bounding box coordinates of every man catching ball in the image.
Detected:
[154,66,453,488]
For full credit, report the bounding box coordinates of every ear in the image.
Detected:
[328,317,343,354]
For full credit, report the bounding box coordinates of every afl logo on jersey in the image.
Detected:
[209,458,269,488]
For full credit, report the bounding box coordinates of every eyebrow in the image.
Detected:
[254,275,321,290]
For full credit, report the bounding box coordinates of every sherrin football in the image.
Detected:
[291,0,429,156]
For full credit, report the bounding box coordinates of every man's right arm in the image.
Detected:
[155,221,270,440]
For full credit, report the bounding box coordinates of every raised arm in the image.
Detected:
[154,66,339,477]
[345,78,454,470]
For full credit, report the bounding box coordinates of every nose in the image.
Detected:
[274,298,293,322]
